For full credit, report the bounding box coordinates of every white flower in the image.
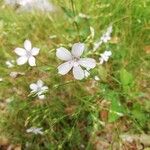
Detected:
[26,127,43,135]
[0,77,3,82]
[99,50,112,64]
[6,60,15,68]
[9,71,25,78]
[94,76,100,81]
[30,80,48,99]
[15,40,40,66]
[93,25,112,51]
[10,72,18,78]
[79,13,90,19]
[56,43,96,80]
[100,25,112,43]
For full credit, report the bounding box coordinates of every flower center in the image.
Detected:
[72,57,80,67]
[37,86,42,92]
[26,50,32,57]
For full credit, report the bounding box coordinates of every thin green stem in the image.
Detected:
[70,0,80,40]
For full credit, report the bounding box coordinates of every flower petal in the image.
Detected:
[41,86,48,91]
[14,48,26,56]
[31,47,40,56]
[105,50,112,56]
[99,58,104,64]
[58,61,73,75]
[24,40,32,51]
[37,80,44,87]
[28,56,36,66]
[17,56,28,65]
[38,95,45,100]
[71,43,85,58]
[78,58,96,69]
[30,83,38,91]
[73,66,84,80]
[56,47,72,61]
[26,128,33,133]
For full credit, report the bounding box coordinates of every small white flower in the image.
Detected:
[26,127,43,135]
[93,25,113,51]
[56,43,96,80]
[0,77,3,82]
[6,60,15,68]
[30,80,48,99]
[10,71,25,78]
[100,25,112,43]
[79,13,90,19]
[99,50,112,64]
[94,76,100,81]
[38,94,45,100]
[10,72,18,78]
[15,40,40,66]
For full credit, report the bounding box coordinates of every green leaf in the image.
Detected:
[98,66,107,81]
[61,7,74,18]
[119,68,134,93]
[131,103,147,126]
[106,91,124,122]
[120,68,133,86]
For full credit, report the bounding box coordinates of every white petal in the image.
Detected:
[28,56,36,66]
[31,47,40,56]
[58,61,73,75]
[37,80,44,87]
[56,47,72,61]
[78,58,96,69]
[6,60,14,68]
[71,43,85,58]
[99,58,104,64]
[30,83,38,91]
[73,66,84,80]
[41,86,48,91]
[103,56,109,61]
[26,128,33,133]
[14,48,26,56]
[24,40,32,51]
[38,95,45,100]
[17,56,28,65]
[105,50,112,56]
[94,76,100,81]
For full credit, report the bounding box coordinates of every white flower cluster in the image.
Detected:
[94,25,113,51]
[99,50,112,64]
[5,25,113,135]
[13,37,111,83]
[11,39,112,100]
[8,26,112,99]
[26,127,43,135]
